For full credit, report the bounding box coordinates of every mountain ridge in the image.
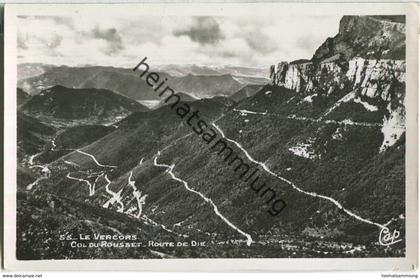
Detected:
[18,64,269,101]
[20,85,148,126]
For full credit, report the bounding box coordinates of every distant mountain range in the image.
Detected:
[17,64,270,101]
[167,74,243,99]
[154,64,268,78]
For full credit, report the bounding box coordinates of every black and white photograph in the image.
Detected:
[2,2,418,272]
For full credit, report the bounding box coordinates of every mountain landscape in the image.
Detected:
[230,84,264,102]
[16,15,406,260]
[20,85,149,126]
[17,64,269,100]
[154,64,268,79]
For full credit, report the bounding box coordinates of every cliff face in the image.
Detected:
[313,15,405,61]
[272,57,405,104]
[270,16,406,152]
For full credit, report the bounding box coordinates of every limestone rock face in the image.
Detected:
[313,15,405,61]
[273,57,405,105]
[269,16,406,153]
[346,59,405,104]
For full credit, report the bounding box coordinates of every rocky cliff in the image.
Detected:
[270,15,406,152]
[313,16,405,61]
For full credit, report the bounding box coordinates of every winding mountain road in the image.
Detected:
[212,123,393,233]
[127,170,147,219]
[233,108,384,127]
[76,150,117,168]
[154,151,253,246]
[66,173,96,196]
[102,174,124,213]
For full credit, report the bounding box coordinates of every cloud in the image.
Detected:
[296,36,318,52]
[51,17,75,29]
[174,17,224,45]
[18,15,75,29]
[244,31,277,54]
[90,27,124,55]
[16,14,342,67]
[220,50,238,58]
[45,34,63,49]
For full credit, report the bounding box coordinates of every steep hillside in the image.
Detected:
[33,124,117,165]
[270,16,406,153]
[17,111,56,159]
[17,190,182,259]
[55,125,115,150]
[230,84,264,102]
[17,88,30,105]
[221,84,404,242]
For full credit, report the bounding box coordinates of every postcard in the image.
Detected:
[2,2,418,271]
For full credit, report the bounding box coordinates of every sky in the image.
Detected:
[17,15,342,68]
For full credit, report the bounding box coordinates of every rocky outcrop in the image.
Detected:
[313,16,405,61]
[270,16,406,153]
[272,57,405,105]
[346,58,405,105]
[270,15,406,100]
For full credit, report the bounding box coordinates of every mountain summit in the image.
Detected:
[270,15,405,153]
[313,15,405,61]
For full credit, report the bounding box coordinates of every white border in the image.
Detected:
[3,2,418,271]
